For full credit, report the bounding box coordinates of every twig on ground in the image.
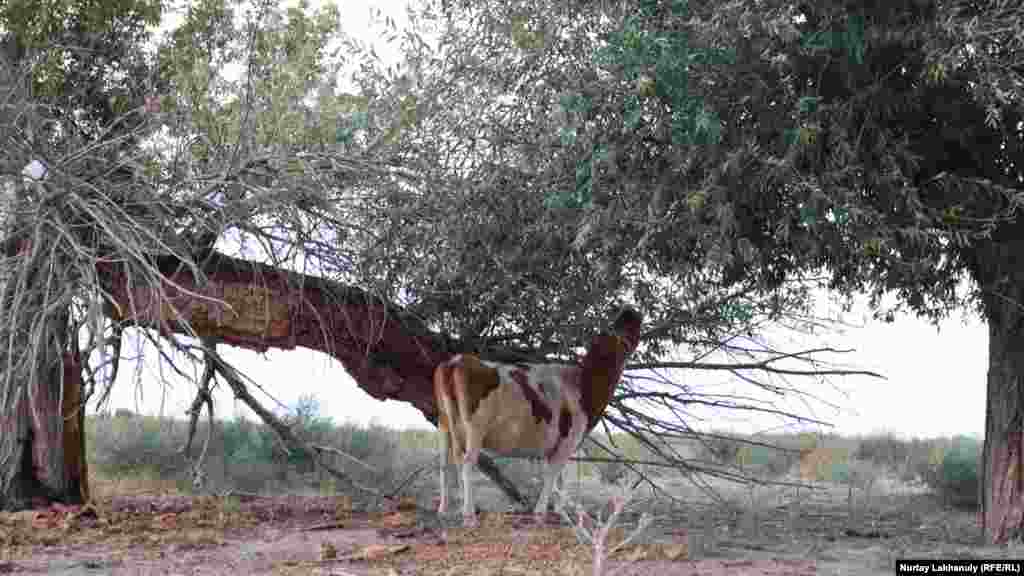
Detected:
[558,474,654,576]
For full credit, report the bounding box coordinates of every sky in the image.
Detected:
[98,0,992,441]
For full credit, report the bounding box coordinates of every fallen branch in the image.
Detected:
[310,443,378,473]
[383,461,433,501]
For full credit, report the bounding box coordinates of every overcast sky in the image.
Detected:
[106,0,989,441]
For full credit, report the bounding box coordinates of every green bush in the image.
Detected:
[917,436,980,509]
[937,436,980,509]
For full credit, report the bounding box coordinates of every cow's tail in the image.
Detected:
[434,357,462,465]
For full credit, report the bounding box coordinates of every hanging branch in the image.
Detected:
[181,336,218,489]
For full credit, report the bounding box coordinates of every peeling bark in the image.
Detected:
[0,337,84,508]
[98,252,448,419]
[61,353,88,504]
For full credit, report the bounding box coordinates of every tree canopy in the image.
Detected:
[386,0,1024,325]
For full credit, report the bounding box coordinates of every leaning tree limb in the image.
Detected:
[94,250,530,508]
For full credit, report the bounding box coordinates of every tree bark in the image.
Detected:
[98,252,449,418]
[972,231,1024,544]
[0,319,85,508]
[981,305,1024,543]
[62,352,88,504]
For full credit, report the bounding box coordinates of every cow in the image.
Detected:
[433,308,643,526]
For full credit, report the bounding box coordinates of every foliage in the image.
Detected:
[383,0,1024,331]
[639,0,1024,323]
[0,0,162,142]
[854,434,911,469]
[221,415,275,464]
[87,410,427,495]
[922,435,981,510]
[88,413,186,477]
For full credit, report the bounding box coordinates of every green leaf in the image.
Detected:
[832,207,850,226]
[799,205,818,226]
[560,127,578,146]
[559,92,592,114]
[721,302,754,323]
[625,103,644,129]
[797,96,819,115]
[845,15,865,65]
[350,111,369,129]
[802,29,837,51]
[783,128,799,146]
[694,108,720,143]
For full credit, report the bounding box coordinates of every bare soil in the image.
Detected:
[0,481,1006,575]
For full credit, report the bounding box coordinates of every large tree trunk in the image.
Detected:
[976,231,1024,543]
[0,317,86,508]
[972,227,1024,544]
[981,304,1024,543]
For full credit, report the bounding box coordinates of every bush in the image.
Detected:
[915,436,980,509]
[89,414,188,477]
[854,434,910,469]
[934,436,980,509]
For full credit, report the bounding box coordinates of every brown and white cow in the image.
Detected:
[434,308,643,525]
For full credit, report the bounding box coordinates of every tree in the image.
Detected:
[0,0,879,512]
[397,0,1024,541]
[628,0,1024,544]
[0,0,162,507]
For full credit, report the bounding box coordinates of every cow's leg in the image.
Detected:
[462,432,483,527]
[534,460,566,522]
[460,459,476,526]
[438,430,450,514]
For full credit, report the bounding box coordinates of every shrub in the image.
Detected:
[89,414,188,477]
[854,434,910,469]
[932,436,980,509]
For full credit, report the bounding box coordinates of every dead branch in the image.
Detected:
[630,348,886,380]
[383,460,433,501]
[181,336,218,489]
[309,443,377,473]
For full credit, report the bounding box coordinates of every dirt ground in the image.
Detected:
[0,478,1011,576]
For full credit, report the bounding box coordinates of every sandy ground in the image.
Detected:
[0,477,1008,576]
